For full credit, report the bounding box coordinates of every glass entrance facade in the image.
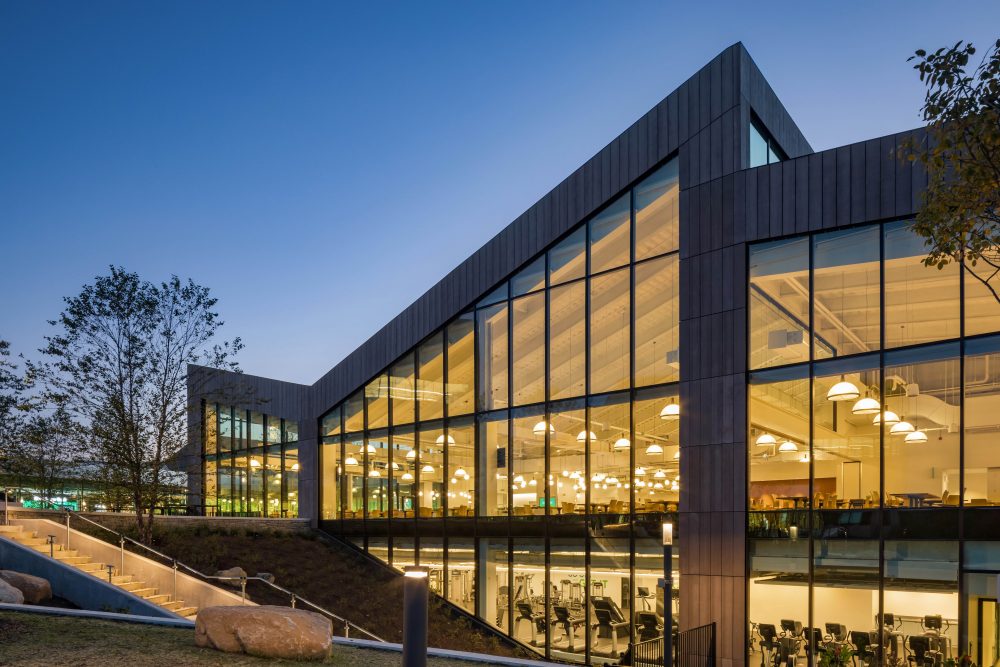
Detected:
[318,158,680,663]
[748,219,1000,661]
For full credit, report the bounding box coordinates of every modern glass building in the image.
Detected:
[185,43,1000,665]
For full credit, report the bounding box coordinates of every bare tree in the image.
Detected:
[34,267,241,542]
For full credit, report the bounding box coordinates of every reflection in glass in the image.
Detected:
[366,374,390,430]
[418,334,445,421]
[344,391,364,434]
[446,313,475,416]
[478,537,510,633]
[589,194,630,274]
[320,436,340,520]
[749,238,809,369]
[512,256,545,297]
[478,303,509,411]
[634,159,679,260]
[512,292,545,406]
[884,221,960,348]
[549,228,586,286]
[635,255,679,386]
[590,268,630,394]
[205,404,217,455]
[549,282,585,400]
[812,226,880,359]
[390,354,416,426]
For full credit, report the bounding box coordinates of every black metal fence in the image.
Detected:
[678,622,716,667]
[629,636,665,666]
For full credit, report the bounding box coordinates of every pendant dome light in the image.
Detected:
[605,476,619,486]
[634,467,647,476]
[436,434,456,446]
[454,467,468,478]
[613,437,631,450]
[654,469,667,479]
[755,433,777,447]
[904,430,928,444]
[533,420,556,436]
[406,449,417,460]
[673,450,680,460]
[364,443,376,454]
[851,395,881,416]
[645,442,664,455]
[873,410,901,427]
[345,456,359,466]
[401,472,414,481]
[671,480,679,491]
[890,420,915,436]
[576,430,597,442]
[827,377,861,402]
[368,469,381,478]
[660,399,680,421]
[778,440,799,453]
[421,464,435,474]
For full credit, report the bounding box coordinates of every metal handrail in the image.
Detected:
[50,508,383,642]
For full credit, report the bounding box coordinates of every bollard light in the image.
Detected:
[662,521,674,546]
[403,566,429,667]
[661,522,674,667]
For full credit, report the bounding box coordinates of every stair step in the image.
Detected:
[111,575,134,585]
[132,587,158,598]
[77,562,105,573]
[56,556,92,565]
[175,607,198,617]
[160,600,184,611]
[0,525,22,534]
[18,537,49,546]
[117,581,146,592]
[145,594,172,604]
[54,549,79,558]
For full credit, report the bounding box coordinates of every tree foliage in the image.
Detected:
[904,39,1000,300]
[32,267,241,542]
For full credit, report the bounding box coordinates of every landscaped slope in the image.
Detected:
[70,521,526,659]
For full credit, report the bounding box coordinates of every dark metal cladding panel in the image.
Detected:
[879,135,897,219]
[850,141,866,224]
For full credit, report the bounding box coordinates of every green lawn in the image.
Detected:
[0,611,482,667]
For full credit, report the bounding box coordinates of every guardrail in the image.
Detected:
[19,507,384,642]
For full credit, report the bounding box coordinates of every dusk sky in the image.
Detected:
[3,1,999,385]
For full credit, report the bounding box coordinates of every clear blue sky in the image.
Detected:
[2,1,998,384]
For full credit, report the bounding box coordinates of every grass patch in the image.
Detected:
[0,611,489,666]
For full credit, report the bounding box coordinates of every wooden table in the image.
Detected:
[891,492,941,508]
[776,496,810,509]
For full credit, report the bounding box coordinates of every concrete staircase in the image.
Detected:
[0,524,197,617]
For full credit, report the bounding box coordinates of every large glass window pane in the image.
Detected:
[634,159,679,260]
[345,435,364,519]
[391,427,415,518]
[591,532,631,660]
[390,354,416,426]
[249,411,264,449]
[392,537,415,572]
[478,537,511,633]
[749,237,809,369]
[219,406,233,454]
[811,539,879,660]
[217,456,233,515]
[883,540,958,649]
[512,256,545,297]
[365,432,388,519]
[635,518,676,640]
[814,357,881,509]
[322,405,342,439]
[549,401,586,516]
[549,227,585,286]
[549,282,586,400]
[477,281,508,309]
[366,374,390,430]
[589,194,630,274]
[204,457,217,514]
[965,259,1000,337]
[965,337,1000,506]
[446,313,475,416]
[320,437,340,520]
[266,415,281,446]
[589,392,630,515]
[512,292,546,406]
[549,536,587,662]
[344,391,364,434]
[884,220,960,348]
[284,420,298,443]
[447,537,475,613]
[748,536,809,663]
[204,404,218,455]
[478,411,509,517]
[478,303,509,411]
[418,333,445,421]
[233,409,246,451]
[418,424,444,516]
[812,225,880,359]
[512,407,547,515]
[634,386,679,513]
[447,418,475,517]
[265,444,281,518]
[420,537,445,598]
[750,123,769,168]
[635,255,679,386]
[749,366,811,511]
[884,345,960,507]
[512,537,546,653]
[590,267,630,394]
[232,453,248,513]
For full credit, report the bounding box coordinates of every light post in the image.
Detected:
[661,522,674,667]
[403,566,429,667]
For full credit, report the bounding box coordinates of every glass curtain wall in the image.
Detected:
[317,157,680,663]
[202,403,300,518]
[748,219,1000,661]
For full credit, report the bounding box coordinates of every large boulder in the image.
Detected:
[195,605,332,661]
[0,578,24,604]
[0,571,51,604]
[214,566,247,589]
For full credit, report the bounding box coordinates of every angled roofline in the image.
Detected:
[306,42,811,417]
